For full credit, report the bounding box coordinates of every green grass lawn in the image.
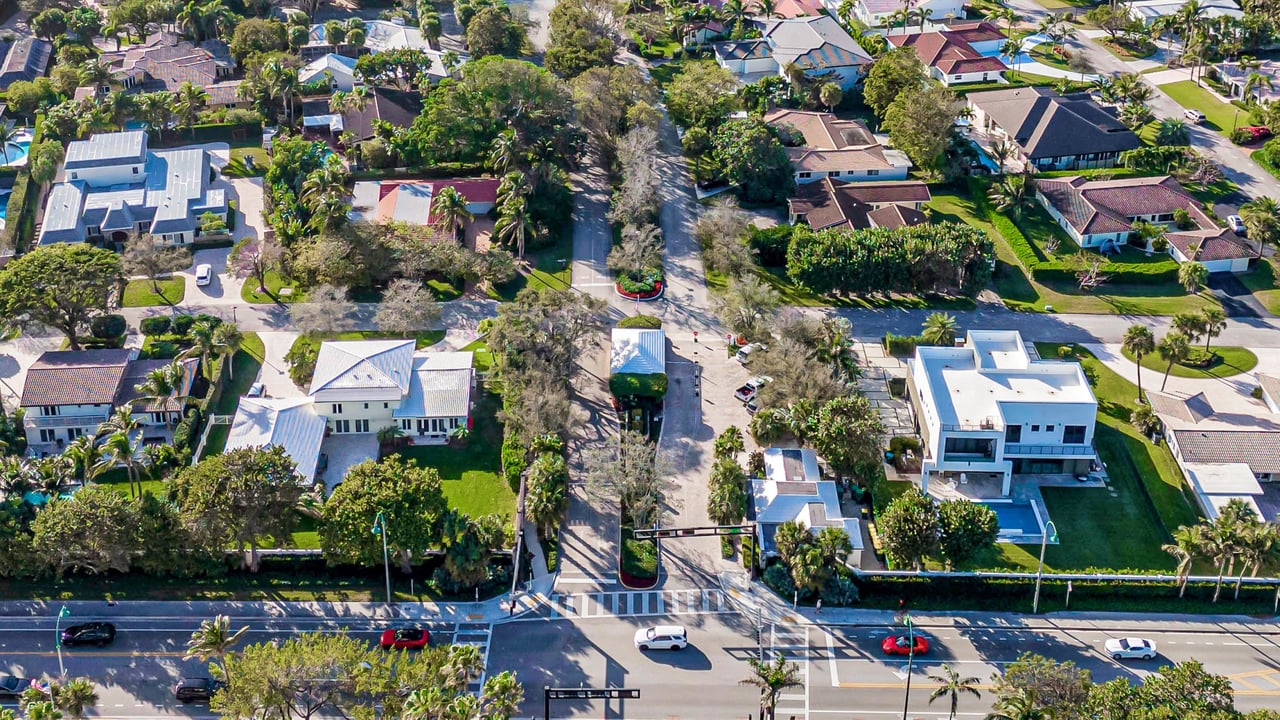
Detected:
[461,339,494,373]
[122,278,185,307]
[202,332,265,458]
[1159,81,1242,136]
[1028,44,1070,70]
[224,147,268,177]
[492,234,572,300]
[1251,147,1280,184]
[427,278,464,301]
[1238,257,1280,314]
[1120,345,1258,379]
[395,391,515,521]
[241,270,300,303]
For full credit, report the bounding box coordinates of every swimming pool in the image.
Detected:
[0,189,11,221]
[976,499,1048,541]
[0,140,29,166]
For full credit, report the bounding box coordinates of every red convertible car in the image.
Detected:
[881,634,929,656]
[380,627,431,650]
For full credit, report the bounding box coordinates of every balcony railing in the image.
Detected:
[1004,443,1096,457]
[29,415,107,428]
[939,418,1002,432]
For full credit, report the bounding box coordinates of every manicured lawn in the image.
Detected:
[1120,345,1258,379]
[1251,147,1280,184]
[1159,81,1240,135]
[395,392,515,521]
[1095,37,1156,61]
[461,339,494,373]
[705,263,976,310]
[202,331,265,458]
[98,468,168,499]
[224,147,268,177]
[1238,257,1280,314]
[1028,44,1070,70]
[492,234,572,300]
[122,278,185,307]
[427,278,464,301]
[241,270,301,303]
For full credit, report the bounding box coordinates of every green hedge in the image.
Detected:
[609,372,668,398]
[160,120,262,145]
[616,314,663,329]
[883,333,921,357]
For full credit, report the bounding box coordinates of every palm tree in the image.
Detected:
[102,431,144,498]
[431,186,472,242]
[1001,38,1024,77]
[740,654,803,720]
[135,361,186,405]
[524,478,567,535]
[53,678,98,719]
[756,0,779,20]
[988,172,1036,219]
[174,81,209,137]
[1172,311,1204,347]
[988,139,1017,176]
[928,664,981,720]
[1240,196,1280,256]
[0,123,19,166]
[65,435,108,485]
[185,615,249,682]
[487,130,519,175]
[495,194,535,259]
[921,312,958,346]
[479,672,524,719]
[261,59,300,126]
[1122,324,1156,401]
[1163,524,1202,598]
[721,0,750,34]
[1197,307,1226,353]
[1154,118,1190,145]
[1157,331,1190,391]
[1178,260,1209,294]
[183,320,220,380]
[1242,72,1273,104]
[985,688,1052,720]
[212,323,244,380]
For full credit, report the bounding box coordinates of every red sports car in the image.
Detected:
[881,634,929,656]
[380,628,431,650]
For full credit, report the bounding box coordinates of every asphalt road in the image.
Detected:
[488,611,1280,719]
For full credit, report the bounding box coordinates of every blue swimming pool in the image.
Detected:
[0,189,11,220]
[977,500,1047,540]
[0,140,29,166]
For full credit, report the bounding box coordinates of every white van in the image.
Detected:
[1184,109,1206,124]
[735,342,766,364]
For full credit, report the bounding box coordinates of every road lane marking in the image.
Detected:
[827,629,839,688]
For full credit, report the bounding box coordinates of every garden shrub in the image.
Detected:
[140,316,172,336]
[883,332,920,357]
[748,225,793,267]
[616,314,663,329]
[763,563,797,598]
[888,436,921,456]
[285,336,319,387]
[170,314,196,336]
[501,435,528,492]
[530,433,565,456]
[821,574,860,606]
[609,372,668,398]
[172,407,203,452]
[1058,345,1075,359]
[91,314,126,339]
[147,341,180,359]
[742,535,758,570]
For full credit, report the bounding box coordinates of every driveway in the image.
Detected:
[256,331,304,399]
[0,335,63,410]
[1208,272,1271,318]
[180,245,246,306]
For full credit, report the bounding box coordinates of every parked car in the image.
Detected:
[195,264,213,286]
[380,627,431,650]
[881,633,929,656]
[1104,637,1157,660]
[745,396,760,415]
[733,376,772,403]
[1228,214,1246,234]
[60,622,117,647]
[634,625,688,651]
[1241,125,1272,141]
[735,343,766,365]
[174,677,225,704]
[0,676,33,699]
[1184,109,1206,123]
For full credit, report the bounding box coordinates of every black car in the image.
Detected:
[0,676,32,699]
[174,677,225,704]
[60,622,117,647]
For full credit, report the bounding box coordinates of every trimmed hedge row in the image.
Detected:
[609,372,668,399]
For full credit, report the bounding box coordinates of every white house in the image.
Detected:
[349,178,500,226]
[1127,0,1242,26]
[713,16,872,89]
[906,331,1098,496]
[1214,58,1280,105]
[750,448,864,567]
[300,18,465,80]
[764,109,911,184]
[886,22,1006,86]
[842,0,967,27]
[610,328,666,376]
[225,397,327,484]
[38,131,227,246]
[300,53,361,91]
[308,340,475,444]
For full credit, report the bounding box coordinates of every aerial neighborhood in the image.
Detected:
[1,0,1280,718]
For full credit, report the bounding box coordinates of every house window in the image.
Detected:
[39,429,56,443]
[132,167,139,174]
[1005,425,1022,443]
[334,419,350,433]
[1156,213,1174,222]
[401,419,412,430]
[867,169,879,176]
[954,74,963,80]
[41,406,60,416]
[331,404,343,414]
[798,172,812,179]
[1046,425,1054,432]
[1031,424,1040,431]
[355,419,369,432]
[1063,425,1086,444]
[828,171,840,178]
[450,418,460,429]
[384,403,389,409]
[363,403,369,409]
[70,172,78,180]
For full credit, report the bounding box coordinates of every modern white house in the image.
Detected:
[713,16,872,89]
[840,0,967,27]
[750,447,864,567]
[299,53,361,91]
[1036,174,1254,272]
[300,19,465,80]
[225,397,327,484]
[19,349,195,455]
[308,340,475,444]
[764,109,912,184]
[906,331,1098,496]
[38,131,228,246]
[349,178,500,227]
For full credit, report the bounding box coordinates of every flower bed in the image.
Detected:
[615,275,665,300]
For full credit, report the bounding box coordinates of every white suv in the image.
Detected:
[634,625,688,651]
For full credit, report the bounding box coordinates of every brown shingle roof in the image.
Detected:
[341,87,424,141]
[789,178,931,231]
[1170,429,1280,474]
[967,87,1141,159]
[20,350,132,407]
[1036,175,1209,236]
[764,109,875,150]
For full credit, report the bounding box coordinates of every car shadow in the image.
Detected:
[636,644,713,671]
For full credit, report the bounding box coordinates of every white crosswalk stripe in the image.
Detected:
[454,622,492,695]
[770,624,810,720]
[547,589,731,618]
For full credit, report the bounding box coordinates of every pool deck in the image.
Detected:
[926,472,1107,544]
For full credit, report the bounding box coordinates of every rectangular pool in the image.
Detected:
[976,499,1048,541]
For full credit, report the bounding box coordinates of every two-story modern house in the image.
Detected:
[906,331,1098,496]
[37,131,228,246]
[308,340,475,443]
[764,109,912,185]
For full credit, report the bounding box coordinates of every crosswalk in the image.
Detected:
[771,624,810,720]
[546,589,730,618]
[453,622,492,694]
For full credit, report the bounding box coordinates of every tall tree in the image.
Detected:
[0,244,123,351]
[320,457,450,572]
[1199,307,1227,353]
[928,664,981,720]
[290,284,358,336]
[375,279,442,337]
[184,615,249,684]
[937,499,999,570]
[228,236,286,294]
[1240,196,1280,254]
[884,83,962,174]
[1157,331,1191,391]
[1177,261,1208,294]
[878,488,939,570]
[863,47,927,118]
[921,312,958,346]
[30,486,142,576]
[431,186,473,242]
[740,655,803,720]
[1122,324,1156,401]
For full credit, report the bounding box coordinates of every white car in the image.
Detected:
[194,264,213,286]
[1227,215,1246,234]
[634,625,688,651]
[734,343,766,365]
[1104,637,1156,660]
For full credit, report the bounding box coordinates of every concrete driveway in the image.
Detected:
[256,331,304,399]
[0,335,63,410]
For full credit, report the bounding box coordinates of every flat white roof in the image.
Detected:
[1184,462,1264,496]
[912,330,1096,430]
[1204,493,1263,521]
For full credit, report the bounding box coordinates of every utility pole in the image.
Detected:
[372,511,392,605]
[901,612,914,720]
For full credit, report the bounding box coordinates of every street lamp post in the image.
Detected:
[1032,520,1060,614]
[55,605,70,678]
[900,612,914,720]
[372,512,392,605]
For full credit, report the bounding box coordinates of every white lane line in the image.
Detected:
[805,625,811,720]
[827,627,839,688]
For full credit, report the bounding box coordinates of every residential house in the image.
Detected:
[0,38,52,91]
[1213,59,1280,105]
[841,0,968,27]
[1127,0,1242,25]
[1146,390,1279,521]
[225,397,327,484]
[750,448,864,567]
[788,178,931,231]
[300,53,361,92]
[308,340,475,444]
[349,178,499,226]
[19,349,195,454]
[887,22,1007,85]
[96,32,244,109]
[1036,174,1254,271]
[764,109,912,184]
[966,87,1142,171]
[38,130,228,246]
[714,16,872,89]
[301,19,464,80]
[299,86,423,141]
[610,328,666,376]
[906,330,1098,496]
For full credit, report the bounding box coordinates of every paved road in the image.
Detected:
[489,607,1280,719]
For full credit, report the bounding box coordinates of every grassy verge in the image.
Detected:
[1028,44,1070,70]
[396,391,516,521]
[1251,147,1280,184]
[705,263,976,310]
[1120,345,1258,379]
[1158,80,1240,136]
[241,270,300,303]
[1238,257,1280,314]
[122,278,185,307]
[492,234,572,300]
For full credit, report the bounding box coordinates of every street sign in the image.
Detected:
[546,688,640,700]
[632,524,752,540]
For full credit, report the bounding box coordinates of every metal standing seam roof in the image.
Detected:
[610,329,666,375]
[64,131,148,169]
[309,340,417,395]
[300,53,358,84]
[394,352,474,419]
[225,397,327,483]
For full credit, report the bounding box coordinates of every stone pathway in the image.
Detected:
[854,341,915,439]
